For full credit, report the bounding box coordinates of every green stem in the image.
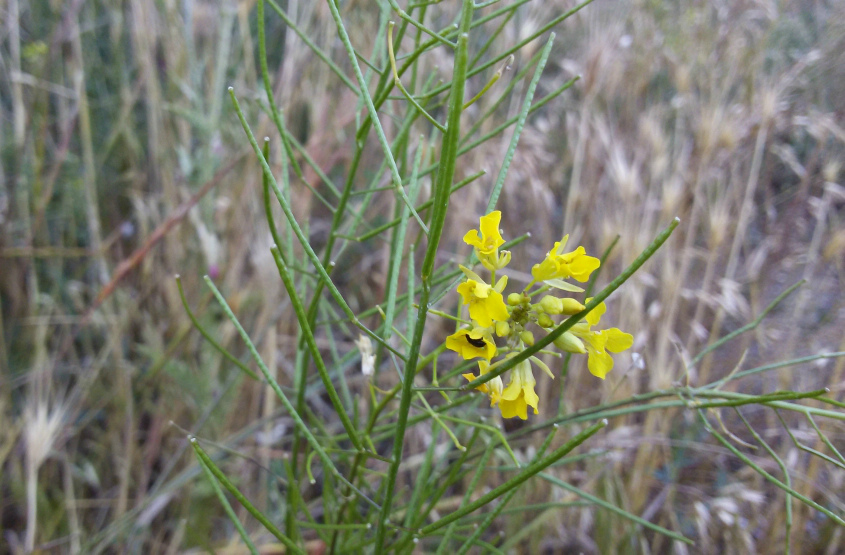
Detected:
[195,449,259,555]
[190,438,304,554]
[202,276,379,510]
[419,420,608,535]
[227,88,403,359]
[373,5,474,548]
[486,33,555,212]
[269,247,364,451]
[175,276,258,381]
[538,473,693,545]
[325,0,429,234]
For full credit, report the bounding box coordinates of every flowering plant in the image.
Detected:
[449,211,634,419]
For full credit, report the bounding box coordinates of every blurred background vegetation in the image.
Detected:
[2,0,843,552]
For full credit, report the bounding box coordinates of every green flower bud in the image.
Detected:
[520,330,535,346]
[539,295,564,314]
[497,250,512,269]
[495,320,510,337]
[507,293,523,306]
[560,298,586,315]
[553,331,586,354]
[537,313,554,328]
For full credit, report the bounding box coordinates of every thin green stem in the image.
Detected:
[202,276,380,510]
[269,247,364,451]
[228,88,403,360]
[190,438,304,554]
[696,409,845,527]
[175,276,258,381]
[373,2,474,546]
[387,0,457,48]
[463,55,512,110]
[357,170,485,241]
[486,33,554,212]
[692,280,804,367]
[388,22,446,132]
[325,0,429,235]
[739,410,792,555]
[539,473,693,545]
[195,450,259,555]
[420,420,608,535]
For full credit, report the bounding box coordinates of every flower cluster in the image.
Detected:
[447,211,634,420]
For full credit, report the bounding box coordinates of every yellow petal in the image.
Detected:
[522,384,540,413]
[486,290,510,322]
[587,349,614,379]
[604,328,634,353]
[479,211,504,251]
[499,395,527,420]
[446,329,495,360]
[463,229,482,248]
[468,301,493,327]
[567,248,601,282]
[462,372,489,394]
[551,236,569,255]
[531,257,559,281]
[584,299,606,327]
[501,377,522,401]
[456,281,475,304]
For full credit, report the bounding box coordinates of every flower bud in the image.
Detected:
[507,293,523,306]
[539,295,564,314]
[480,257,497,272]
[496,250,512,269]
[537,313,554,328]
[553,332,586,354]
[495,320,510,337]
[520,330,535,346]
[560,298,586,315]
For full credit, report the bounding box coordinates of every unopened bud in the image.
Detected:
[496,250,512,269]
[553,332,586,354]
[507,293,523,306]
[495,320,510,337]
[480,257,497,272]
[520,330,535,346]
[560,298,586,315]
[537,314,554,328]
[539,295,564,314]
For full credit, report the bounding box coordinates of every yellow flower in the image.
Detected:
[456,273,509,327]
[464,211,510,270]
[531,235,600,283]
[463,211,505,255]
[499,360,540,420]
[446,328,497,360]
[570,299,633,379]
[462,360,503,407]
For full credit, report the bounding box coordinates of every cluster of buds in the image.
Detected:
[447,211,633,420]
